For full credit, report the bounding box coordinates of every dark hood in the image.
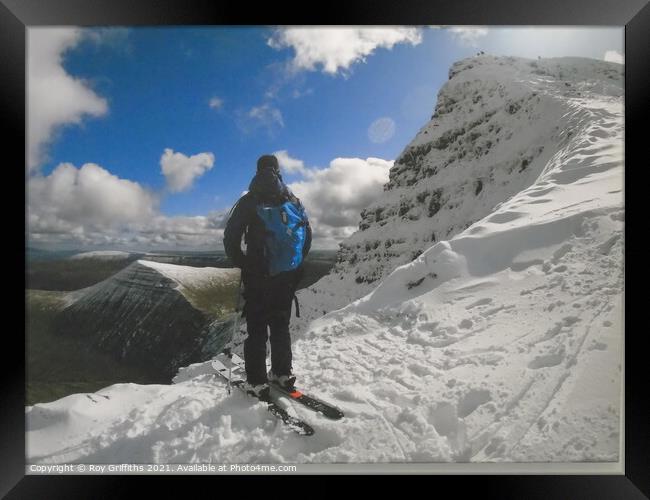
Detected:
[248,168,288,202]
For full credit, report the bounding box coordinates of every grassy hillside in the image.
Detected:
[180,278,239,318]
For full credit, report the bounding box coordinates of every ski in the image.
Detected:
[268,383,345,420]
[229,353,344,421]
[211,358,314,436]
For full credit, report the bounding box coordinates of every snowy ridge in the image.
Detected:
[138,259,239,298]
[69,250,132,260]
[27,55,623,464]
[291,55,623,333]
[52,260,240,379]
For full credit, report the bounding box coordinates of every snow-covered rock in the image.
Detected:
[292,55,624,334]
[27,55,623,464]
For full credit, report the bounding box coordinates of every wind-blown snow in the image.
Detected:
[26,55,623,464]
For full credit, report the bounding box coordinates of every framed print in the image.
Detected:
[3,0,648,496]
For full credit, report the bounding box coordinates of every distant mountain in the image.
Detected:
[69,251,135,261]
[27,247,82,262]
[53,260,240,379]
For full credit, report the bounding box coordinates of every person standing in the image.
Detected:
[223,154,311,400]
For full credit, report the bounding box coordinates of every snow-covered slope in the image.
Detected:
[26,55,623,464]
[291,55,624,334]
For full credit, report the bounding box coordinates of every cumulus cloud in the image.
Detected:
[273,150,311,176]
[447,26,489,47]
[287,157,393,247]
[28,163,157,230]
[27,155,394,250]
[268,27,423,75]
[160,148,215,193]
[27,161,227,250]
[604,50,624,64]
[28,27,110,171]
[209,96,224,110]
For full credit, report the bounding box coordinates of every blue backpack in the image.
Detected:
[256,200,308,276]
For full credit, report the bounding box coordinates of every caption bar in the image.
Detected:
[28,464,298,474]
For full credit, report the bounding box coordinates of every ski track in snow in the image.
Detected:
[27,55,623,464]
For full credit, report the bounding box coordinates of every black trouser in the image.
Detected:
[242,270,298,385]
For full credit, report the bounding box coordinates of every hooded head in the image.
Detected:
[256,154,280,174]
[249,154,287,202]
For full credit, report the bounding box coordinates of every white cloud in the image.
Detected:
[136,212,227,248]
[209,96,224,110]
[28,162,158,232]
[447,27,489,47]
[287,157,393,247]
[28,27,109,171]
[27,161,227,250]
[160,148,215,193]
[27,155,394,250]
[447,27,623,62]
[29,212,227,251]
[83,27,131,52]
[237,104,285,135]
[268,27,423,75]
[273,150,311,177]
[368,117,396,144]
[604,50,624,64]
[249,104,284,127]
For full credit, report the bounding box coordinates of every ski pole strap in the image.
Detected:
[293,294,300,318]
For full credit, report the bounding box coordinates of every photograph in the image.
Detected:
[23,24,626,469]
[2,0,646,491]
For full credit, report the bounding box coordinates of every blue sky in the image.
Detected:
[27,26,623,250]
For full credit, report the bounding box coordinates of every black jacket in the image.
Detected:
[223,169,312,277]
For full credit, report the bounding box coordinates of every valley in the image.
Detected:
[26,249,337,404]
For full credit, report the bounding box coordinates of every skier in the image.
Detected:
[223,154,312,401]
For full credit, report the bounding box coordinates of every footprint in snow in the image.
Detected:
[588,341,608,351]
[466,298,493,310]
[458,318,473,330]
[552,244,573,263]
[528,349,565,369]
[487,211,524,224]
[457,389,492,418]
[526,187,555,198]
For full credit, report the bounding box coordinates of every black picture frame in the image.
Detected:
[4,0,648,496]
